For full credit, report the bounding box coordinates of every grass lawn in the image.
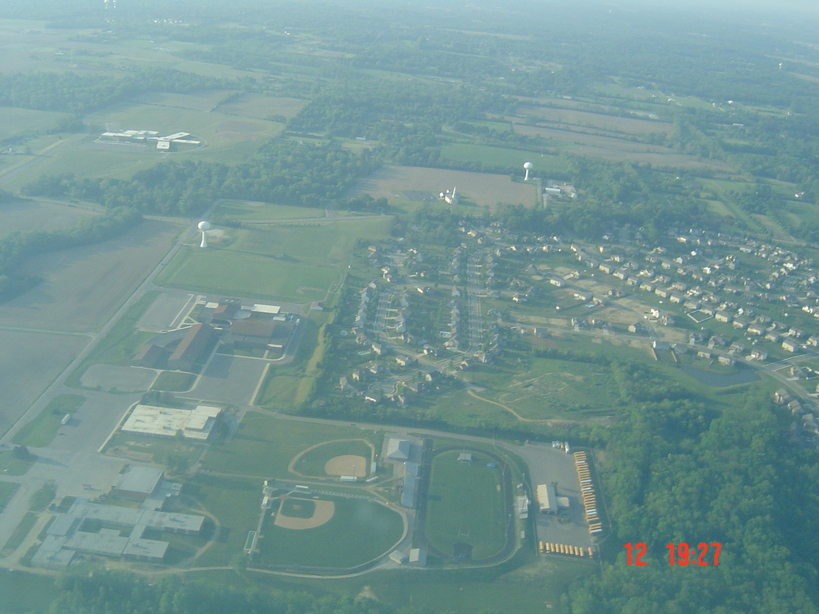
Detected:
[229,219,391,263]
[441,143,569,174]
[0,482,20,513]
[155,247,339,303]
[11,394,86,448]
[0,107,70,141]
[425,450,507,560]
[462,354,619,420]
[257,496,402,568]
[292,440,372,477]
[0,450,37,476]
[103,432,204,469]
[213,200,327,221]
[187,475,263,567]
[151,371,197,392]
[254,373,303,409]
[0,568,59,614]
[202,412,376,478]
[1,511,38,553]
[66,291,159,387]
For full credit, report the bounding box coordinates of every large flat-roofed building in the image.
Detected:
[112,466,164,500]
[168,323,215,371]
[31,498,205,568]
[536,483,557,514]
[121,404,223,441]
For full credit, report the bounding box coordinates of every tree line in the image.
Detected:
[22,140,379,215]
[0,206,141,301]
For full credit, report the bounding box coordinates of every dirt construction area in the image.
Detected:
[325,455,368,478]
[274,499,335,529]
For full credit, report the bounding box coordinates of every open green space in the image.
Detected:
[258,496,402,569]
[202,412,378,478]
[66,291,159,388]
[0,482,20,513]
[0,106,69,140]
[0,568,59,614]
[155,246,338,303]
[0,450,36,476]
[12,394,85,448]
[213,200,327,221]
[441,143,568,174]
[104,432,204,472]
[292,439,372,477]
[215,94,307,120]
[1,511,38,554]
[254,373,303,409]
[186,475,263,567]
[151,371,197,392]
[88,99,284,151]
[425,450,507,560]
[462,354,619,420]
[229,219,391,262]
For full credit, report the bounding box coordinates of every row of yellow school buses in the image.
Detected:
[574,451,602,535]
[538,542,594,558]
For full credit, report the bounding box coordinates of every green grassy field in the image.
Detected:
[258,496,402,568]
[66,291,159,388]
[292,439,372,477]
[441,143,568,174]
[425,450,507,560]
[255,373,303,410]
[0,482,20,514]
[187,474,262,567]
[1,511,37,554]
[461,354,619,420]
[87,99,284,151]
[230,219,391,262]
[12,394,86,448]
[0,568,59,614]
[0,107,70,140]
[214,200,327,221]
[156,246,339,302]
[151,371,197,392]
[202,412,377,478]
[104,432,204,469]
[215,94,307,120]
[0,450,37,476]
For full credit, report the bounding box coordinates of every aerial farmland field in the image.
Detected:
[0,219,178,333]
[352,165,538,210]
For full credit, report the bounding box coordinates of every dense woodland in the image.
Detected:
[22,140,379,213]
[50,572,402,614]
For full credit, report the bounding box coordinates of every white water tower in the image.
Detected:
[198,221,211,248]
[523,161,533,181]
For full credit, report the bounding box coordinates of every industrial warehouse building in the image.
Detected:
[121,404,223,441]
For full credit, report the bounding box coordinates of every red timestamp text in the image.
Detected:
[623,542,722,566]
